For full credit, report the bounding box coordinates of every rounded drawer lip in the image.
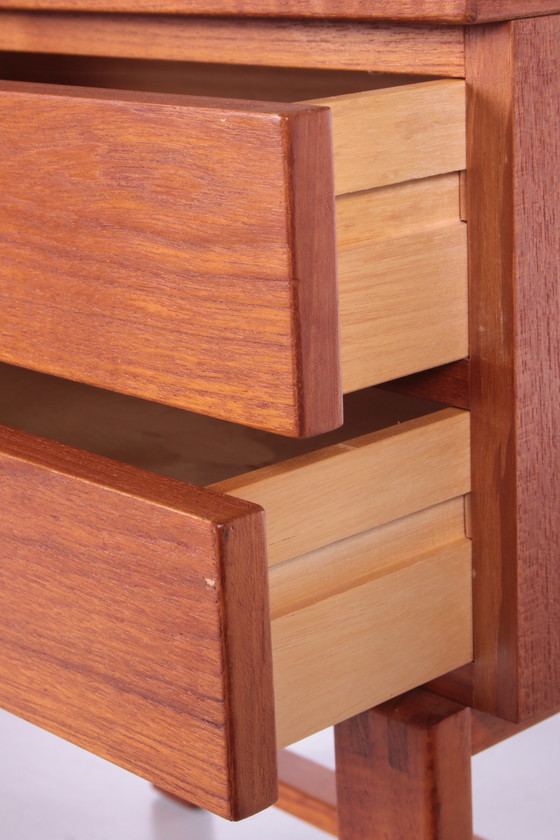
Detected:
[0,69,466,437]
[0,365,472,820]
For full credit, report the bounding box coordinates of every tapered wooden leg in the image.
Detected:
[335,689,473,840]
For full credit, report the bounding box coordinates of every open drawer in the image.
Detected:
[0,365,472,819]
[0,55,467,436]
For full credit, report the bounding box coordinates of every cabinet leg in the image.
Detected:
[335,689,473,840]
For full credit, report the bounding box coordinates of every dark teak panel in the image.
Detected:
[335,690,473,840]
[467,16,560,720]
[0,81,340,437]
[0,426,277,819]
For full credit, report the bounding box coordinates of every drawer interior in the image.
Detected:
[0,364,472,748]
[0,361,444,484]
[0,52,437,101]
[0,54,467,432]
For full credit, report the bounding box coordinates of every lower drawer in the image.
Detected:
[0,366,472,819]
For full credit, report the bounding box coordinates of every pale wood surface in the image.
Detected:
[335,689,473,840]
[0,0,557,23]
[213,409,471,565]
[339,223,468,392]
[338,174,467,392]
[269,497,467,618]
[466,16,560,721]
[308,80,466,195]
[336,173,462,245]
[0,13,467,76]
[0,80,339,436]
[274,531,472,747]
[0,425,276,820]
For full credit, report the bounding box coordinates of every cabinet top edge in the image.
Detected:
[0,2,558,25]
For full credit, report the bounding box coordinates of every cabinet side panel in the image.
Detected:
[467,17,560,720]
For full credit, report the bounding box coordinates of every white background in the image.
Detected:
[1,709,559,839]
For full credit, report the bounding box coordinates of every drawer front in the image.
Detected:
[0,426,276,819]
[0,81,340,438]
[0,404,471,820]
[0,76,466,437]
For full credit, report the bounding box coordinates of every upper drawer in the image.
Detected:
[0,366,472,821]
[0,60,467,436]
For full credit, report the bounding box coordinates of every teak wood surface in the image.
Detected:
[335,690,473,840]
[0,14,467,76]
[0,0,558,23]
[466,16,560,721]
[0,80,340,437]
[0,426,276,820]
[278,697,560,839]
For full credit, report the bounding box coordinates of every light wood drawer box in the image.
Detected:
[0,57,467,436]
[0,367,472,820]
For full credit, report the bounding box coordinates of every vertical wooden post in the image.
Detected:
[335,689,472,840]
[466,16,560,722]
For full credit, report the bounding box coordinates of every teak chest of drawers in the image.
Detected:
[0,3,559,837]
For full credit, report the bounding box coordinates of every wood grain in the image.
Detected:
[336,174,462,246]
[335,689,473,840]
[0,1,558,23]
[0,75,467,434]
[273,509,472,747]
[0,406,471,798]
[213,409,471,565]
[269,496,468,618]
[0,13,466,76]
[0,425,276,820]
[0,80,339,437]
[466,17,560,720]
[472,1,560,21]
[337,172,468,391]
[276,703,559,837]
[277,751,338,836]
[0,57,466,194]
[308,80,466,195]
[339,223,468,392]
